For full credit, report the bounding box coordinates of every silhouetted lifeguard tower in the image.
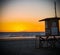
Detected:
[35,0,60,48]
[39,18,60,36]
[39,0,60,36]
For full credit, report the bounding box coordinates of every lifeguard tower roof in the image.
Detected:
[39,17,60,22]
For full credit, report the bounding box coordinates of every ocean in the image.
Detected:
[0,32,45,37]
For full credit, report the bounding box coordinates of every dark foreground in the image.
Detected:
[0,39,60,55]
[0,47,60,55]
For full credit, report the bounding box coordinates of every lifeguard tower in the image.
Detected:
[39,17,60,36]
[35,0,60,48]
[39,0,60,36]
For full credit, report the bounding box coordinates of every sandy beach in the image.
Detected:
[0,36,60,55]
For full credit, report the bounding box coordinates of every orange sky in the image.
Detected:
[0,21,45,32]
[0,0,60,32]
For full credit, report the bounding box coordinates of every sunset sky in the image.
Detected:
[0,0,60,32]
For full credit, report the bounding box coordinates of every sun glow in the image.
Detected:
[14,24,26,32]
[0,22,45,32]
[1,22,26,32]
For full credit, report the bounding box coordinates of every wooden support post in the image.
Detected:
[35,35,40,48]
[52,36,56,48]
